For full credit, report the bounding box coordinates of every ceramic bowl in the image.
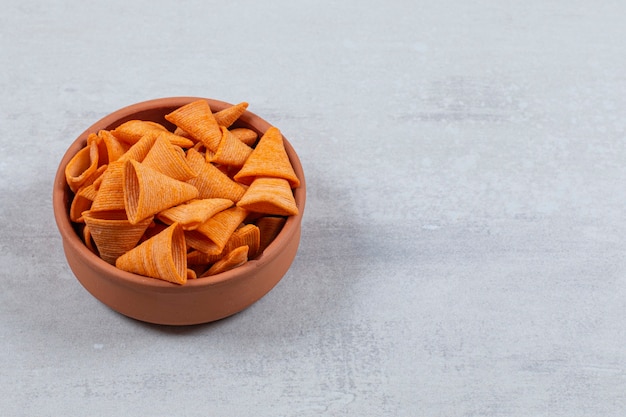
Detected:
[52,97,306,325]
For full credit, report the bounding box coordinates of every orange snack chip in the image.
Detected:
[186,222,261,266]
[68,162,107,222]
[82,224,96,254]
[70,182,99,223]
[116,132,158,163]
[228,224,261,259]
[186,148,246,202]
[213,102,249,128]
[90,161,127,212]
[173,126,191,138]
[184,206,248,255]
[116,222,187,285]
[187,268,198,280]
[234,126,300,187]
[141,136,197,181]
[164,99,222,152]
[210,126,253,168]
[123,159,199,225]
[237,177,299,216]
[111,119,167,144]
[156,198,233,230]
[201,245,249,277]
[112,120,194,148]
[82,210,153,265]
[65,137,99,192]
[186,249,223,266]
[96,129,129,165]
[230,128,258,146]
[255,216,287,254]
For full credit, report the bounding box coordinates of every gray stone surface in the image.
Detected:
[2,1,626,415]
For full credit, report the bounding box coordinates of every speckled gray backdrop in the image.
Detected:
[1,1,625,416]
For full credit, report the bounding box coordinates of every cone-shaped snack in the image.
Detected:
[187,268,197,280]
[230,128,258,147]
[90,161,126,211]
[228,224,260,259]
[201,245,249,277]
[164,100,222,152]
[174,126,191,139]
[152,127,195,149]
[237,177,298,216]
[123,159,199,224]
[115,222,188,285]
[156,198,233,230]
[186,148,246,202]
[256,216,287,254]
[141,136,197,181]
[96,129,129,165]
[70,183,99,222]
[213,102,248,128]
[111,120,194,148]
[111,119,167,144]
[184,206,248,254]
[210,126,253,168]
[116,132,158,163]
[233,127,300,188]
[82,210,153,265]
[82,224,96,254]
[187,249,223,266]
[65,137,100,192]
[193,143,216,162]
[186,223,260,266]
[87,163,108,186]
[68,161,107,219]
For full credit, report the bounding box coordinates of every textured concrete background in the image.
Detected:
[2,1,626,416]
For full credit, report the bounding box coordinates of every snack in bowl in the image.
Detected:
[53,97,306,325]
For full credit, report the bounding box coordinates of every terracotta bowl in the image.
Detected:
[52,97,306,325]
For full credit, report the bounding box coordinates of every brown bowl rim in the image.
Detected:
[52,96,306,293]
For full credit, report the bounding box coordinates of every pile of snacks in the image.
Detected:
[65,99,300,285]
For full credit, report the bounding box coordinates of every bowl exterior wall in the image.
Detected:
[63,225,301,325]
